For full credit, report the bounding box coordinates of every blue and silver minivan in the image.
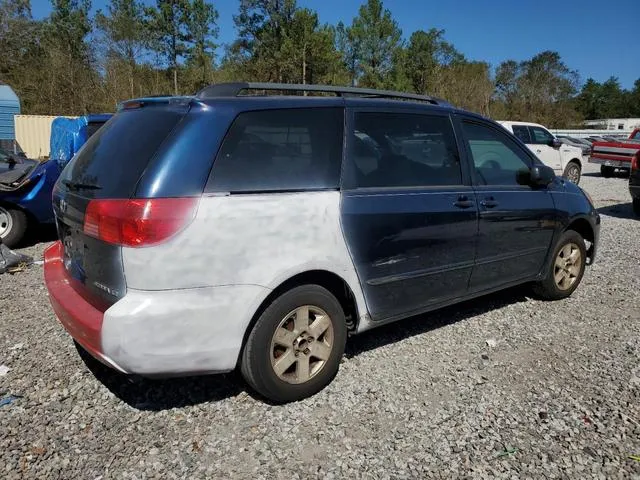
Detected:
[44,83,600,403]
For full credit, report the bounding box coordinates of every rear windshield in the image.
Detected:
[86,122,105,139]
[59,107,184,198]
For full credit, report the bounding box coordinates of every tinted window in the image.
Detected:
[512,125,531,143]
[86,122,105,139]
[530,126,554,144]
[462,121,533,186]
[59,107,184,198]
[207,108,343,193]
[345,112,461,189]
[633,131,640,140]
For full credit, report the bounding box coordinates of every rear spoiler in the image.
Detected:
[117,96,194,111]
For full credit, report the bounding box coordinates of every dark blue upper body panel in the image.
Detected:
[132,95,464,199]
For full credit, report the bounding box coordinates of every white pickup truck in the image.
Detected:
[498,121,584,184]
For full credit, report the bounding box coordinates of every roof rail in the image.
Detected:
[195,82,446,106]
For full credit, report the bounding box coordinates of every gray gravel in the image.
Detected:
[1,161,639,479]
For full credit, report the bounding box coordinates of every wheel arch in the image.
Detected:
[565,217,594,262]
[0,199,22,211]
[0,199,37,224]
[237,269,361,367]
[568,157,582,168]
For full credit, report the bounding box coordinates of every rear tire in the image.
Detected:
[600,165,614,178]
[241,285,347,403]
[633,198,640,217]
[0,206,28,248]
[562,161,581,184]
[533,230,586,300]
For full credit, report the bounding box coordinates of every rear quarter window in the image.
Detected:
[206,108,344,193]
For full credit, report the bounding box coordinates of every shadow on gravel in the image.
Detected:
[78,288,530,410]
[17,224,58,248]
[346,286,529,358]
[597,202,638,220]
[76,343,244,411]
[582,171,629,179]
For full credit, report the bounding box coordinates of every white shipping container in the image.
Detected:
[14,114,78,159]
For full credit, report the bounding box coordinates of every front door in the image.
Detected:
[340,109,478,321]
[527,125,562,171]
[458,118,557,292]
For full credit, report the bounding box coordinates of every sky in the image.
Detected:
[31,0,640,89]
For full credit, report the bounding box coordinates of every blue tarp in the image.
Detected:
[49,114,112,169]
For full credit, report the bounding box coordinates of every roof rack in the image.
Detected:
[195,82,446,106]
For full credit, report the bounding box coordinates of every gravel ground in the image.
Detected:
[1,162,639,479]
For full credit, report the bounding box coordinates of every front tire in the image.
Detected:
[241,285,347,403]
[533,230,587,300]
[0,206,28,248]
[600,165,614,178]
[633,198,640,217]
[562,161,581,184]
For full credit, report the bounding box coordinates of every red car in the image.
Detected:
[589,128,640,177]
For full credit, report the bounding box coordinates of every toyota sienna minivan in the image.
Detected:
[45,83,600,403]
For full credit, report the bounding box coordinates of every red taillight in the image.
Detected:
[84,198,198,247]
[632,152,639,172]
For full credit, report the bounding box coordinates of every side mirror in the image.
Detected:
[550,138,562,149]
[530,164,555,186]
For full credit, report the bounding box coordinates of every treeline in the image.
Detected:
[1,0,639,127]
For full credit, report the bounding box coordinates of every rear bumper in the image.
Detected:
[45,241,270,376]
[588,157,630,169]
[44,242,124,371]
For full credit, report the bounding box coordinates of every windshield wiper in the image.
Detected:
[62,180,102,191]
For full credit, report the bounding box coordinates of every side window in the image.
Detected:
[511,125,531,144]
[207,108,343,193]
[345,112,462,189]
[529,126,554,145]
[462,121,533,186]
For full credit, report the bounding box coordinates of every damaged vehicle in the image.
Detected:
[0,148,59,247]
[45,83,600,403]
[0,114,110,247]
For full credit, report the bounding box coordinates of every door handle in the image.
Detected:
[454,195,474,209]
[481,197,499,208]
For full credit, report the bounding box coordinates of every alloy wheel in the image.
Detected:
[270,305,334,384]
[566,165,580,183]
[554,243,582,290]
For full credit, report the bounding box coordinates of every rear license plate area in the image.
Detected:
[59,223,87,283]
